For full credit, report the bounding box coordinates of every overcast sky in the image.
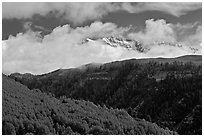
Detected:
[2,2,202,74]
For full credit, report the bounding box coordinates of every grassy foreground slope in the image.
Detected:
[2,75,176,135]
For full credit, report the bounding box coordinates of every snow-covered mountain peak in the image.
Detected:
[81,36,200,54]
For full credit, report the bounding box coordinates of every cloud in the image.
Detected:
[2,20,202,75]
[2,2,201,25]
[127,19,202,48]
[23,21,33,31]
[172,23,202,49]
[127,19,176,45]
[2,21,130,74]
[2,2,119,25]
[34,25,52,32]
[182,25,202,52]
[2,3,52,19]
[122,2,201,17]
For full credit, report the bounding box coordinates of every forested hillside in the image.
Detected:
[2,74,177,135]
[9,55,202,134]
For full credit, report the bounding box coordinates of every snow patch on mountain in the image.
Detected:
[81,36,200,54]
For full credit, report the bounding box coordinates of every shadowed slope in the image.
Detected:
[2,74,176,135]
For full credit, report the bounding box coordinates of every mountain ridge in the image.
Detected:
[8,55,201,78]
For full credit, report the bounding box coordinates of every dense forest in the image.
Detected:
[9,55,202,134]
[2,74,177,135]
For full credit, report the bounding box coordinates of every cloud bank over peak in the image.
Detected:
[2,2,202,25]
[2,19,202,75]
[128,19,201,49]
[128,19,176,45]
[2,21,130,74]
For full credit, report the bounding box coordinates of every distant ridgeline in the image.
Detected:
[9,55,202,135]
[2,75,177,135]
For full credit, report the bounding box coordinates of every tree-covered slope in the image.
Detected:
[2,75,176,135]
[8,55,202,134]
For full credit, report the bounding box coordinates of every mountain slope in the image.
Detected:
[9,55,202,79]
[8,55,202,134]
[2,74,176,135]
